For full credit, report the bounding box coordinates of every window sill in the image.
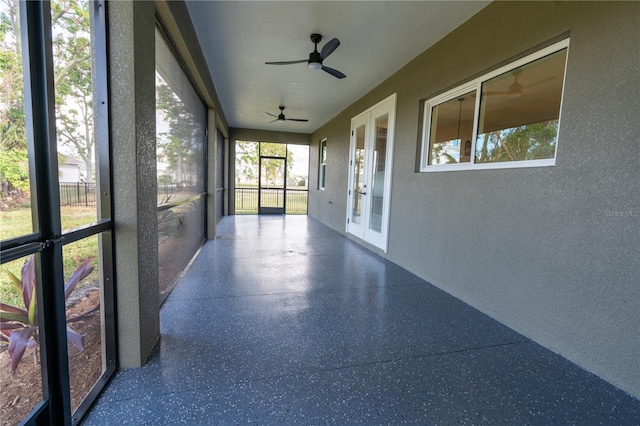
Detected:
[419,158,556,172]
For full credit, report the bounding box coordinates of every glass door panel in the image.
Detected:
[259,157,286,214]
[351,125,366,226]
[369,114,388,233]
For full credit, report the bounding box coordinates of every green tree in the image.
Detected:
[51,0,94,182]
[235,141,259,185]
[475,120,558,163]
[0,0,95,195]
[0,0,28,194]
[234,141,294,186]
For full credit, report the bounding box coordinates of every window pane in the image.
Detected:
[475,49,567,163]
[62,235,103,414]
[50,0,101,231]
[319,140,326,189]
[156,30,205,206]
[428,92,475,165]
[369,114,388,233]
[0,255,45,425]
[0,1,33,241]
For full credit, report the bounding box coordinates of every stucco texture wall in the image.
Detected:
[308,1,640,397]
[109,0,160,367]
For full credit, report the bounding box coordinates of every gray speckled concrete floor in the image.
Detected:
[83,215,640,425]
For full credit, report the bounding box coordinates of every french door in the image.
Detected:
[346,94,396,251]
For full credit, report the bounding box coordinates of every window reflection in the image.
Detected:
[428,93,475,165]
[155,28,206,299]
[155,31,205,206]
[422,40,569,170]
[475,49,567,163]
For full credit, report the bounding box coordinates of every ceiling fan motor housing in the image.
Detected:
[308,51,322,69]
[308,34,323,68]
[310,33,323,44]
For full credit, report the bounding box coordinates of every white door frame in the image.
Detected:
[346,93,397,252]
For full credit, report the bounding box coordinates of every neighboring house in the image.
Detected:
[58,154,83,182]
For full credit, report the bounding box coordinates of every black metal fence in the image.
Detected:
[235,187,308,214]
[286,189,308,214]
[59,182,96,207]
[158,184,203,205]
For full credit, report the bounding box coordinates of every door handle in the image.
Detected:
[359,191,367,195]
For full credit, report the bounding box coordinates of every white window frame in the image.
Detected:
[420,39,570,172]
[318,138,327,190]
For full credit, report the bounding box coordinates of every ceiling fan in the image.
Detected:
[265,33,346,79]
[266,106,309,123]
[485,70,554,97]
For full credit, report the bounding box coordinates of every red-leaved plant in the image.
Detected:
[0,256,96,373]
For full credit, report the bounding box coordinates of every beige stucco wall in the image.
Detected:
[109,0,229,367]
[109,0,159,368]
[308,1,640,398]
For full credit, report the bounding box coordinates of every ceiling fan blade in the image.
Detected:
[265,59,307,65]
[320,38,340,60]
[322,65,346,79]
[286,118,309,122]
[266,112,278,118]
[268,118,279,123]
[484,90,510,96]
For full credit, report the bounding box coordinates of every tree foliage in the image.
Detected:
[475,120,558,163]
[0,0,28,193]
[235,141,294,186]
[0,0,95,196]
[51,0,94,182]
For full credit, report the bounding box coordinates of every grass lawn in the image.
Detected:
[235,187,308,214]
[1,206,101,308]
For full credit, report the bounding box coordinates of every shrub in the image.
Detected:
[0,256,96,373]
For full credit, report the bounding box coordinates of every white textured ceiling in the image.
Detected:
[186,1,490,134]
